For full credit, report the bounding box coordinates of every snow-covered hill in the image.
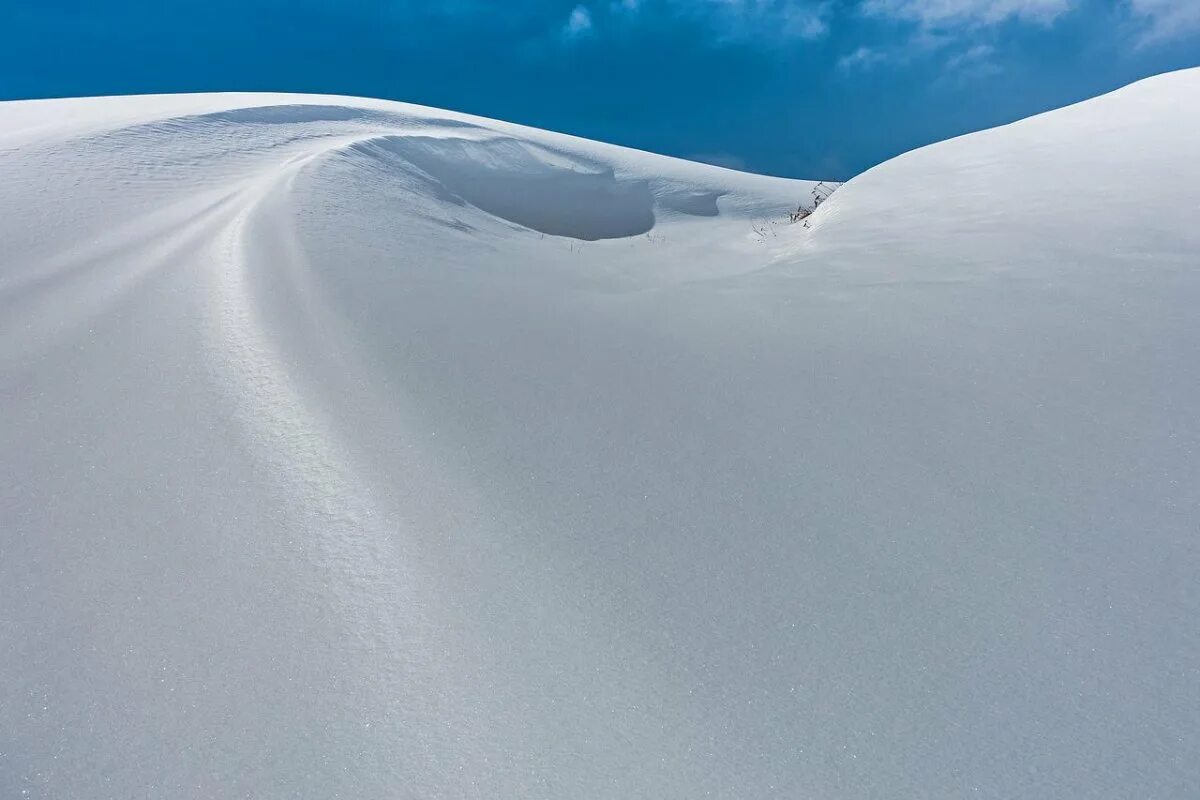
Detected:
[2,70,1197,798]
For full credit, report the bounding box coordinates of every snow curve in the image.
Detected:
[2,72,1199,799]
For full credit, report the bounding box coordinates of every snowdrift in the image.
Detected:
[2,70,1198,798]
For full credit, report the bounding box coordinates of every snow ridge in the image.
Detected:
[2,71,1198,798]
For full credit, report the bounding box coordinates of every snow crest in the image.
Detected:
[2,72,1199,798]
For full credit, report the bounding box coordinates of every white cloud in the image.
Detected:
[863,0,1075,28]
[563,5,594,37]
[780,3,832,39]
[1128,0,1200,43]
[837,46,888,72]
[943,43,1002,79]
[948,42,992,62]
[559,0,1198,50]
[663,0,834,41]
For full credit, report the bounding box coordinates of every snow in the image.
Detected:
[2,70,1198,798]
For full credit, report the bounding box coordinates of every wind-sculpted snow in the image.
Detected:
[2,73,1199,799]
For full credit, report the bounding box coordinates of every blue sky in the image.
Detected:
[3,1,1198,179]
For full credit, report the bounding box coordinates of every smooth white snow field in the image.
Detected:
[2,69,1198,798]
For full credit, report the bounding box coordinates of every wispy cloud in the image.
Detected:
[562,4,594,38]
[836,37,1000,83]
[773,1,834,40]
[862,0,1074,29]
[942,43,1001,81]
[615,0,834,41]
[837,46,887,73]
[1128,0,1200,44]
[554,0,1198,53]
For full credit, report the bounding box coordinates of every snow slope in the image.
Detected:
[2,70,1198,798]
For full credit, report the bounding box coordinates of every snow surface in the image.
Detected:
[2,70,1198,798]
